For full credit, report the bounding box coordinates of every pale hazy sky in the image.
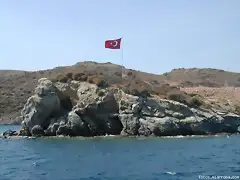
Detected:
[0,0,239,74]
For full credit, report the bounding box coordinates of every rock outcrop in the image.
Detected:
[19,78,240,137]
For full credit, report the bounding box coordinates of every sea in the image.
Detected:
[0,125,240,180]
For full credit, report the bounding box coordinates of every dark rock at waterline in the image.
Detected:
[56,124,72,136]
[45,123,59,136]
[119,114,140,136]
[2,129,18,137]
[68,111,90,136]
[18,78,240,137]
[31,125,45,137]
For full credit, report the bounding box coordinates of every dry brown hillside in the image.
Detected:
[164,68,240,87]
[0,61,240,124]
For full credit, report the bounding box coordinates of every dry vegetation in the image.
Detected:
[181,87,240,113]
[0,61,240,124]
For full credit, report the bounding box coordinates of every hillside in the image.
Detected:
[0,61,240,124]
[164,68,240,87]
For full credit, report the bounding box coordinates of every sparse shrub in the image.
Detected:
[92,77,107,88]
[56,74,69,83]
[189,93,199,97]
[124,88,150,98]
[88,71,97,76]
[127,71,133,76]
[87,76,94,84]
[138,89,151,97]
[66,72,73,79]
[114,71,122,76]
[122,87,130,94]
[152,80,159,85]
[73,73,87,81]
[187,95,211,109]
[234,105,240,115]
[202,102,212,109]
[167,92,187,104]
[97,89,105,96]
[86,76,107,87]
[49,77,58,83]
[153,84,177,96]
[224,102,230,106]
[188,96,203,107]
[129,89,140,96]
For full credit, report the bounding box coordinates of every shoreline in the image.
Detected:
[1,133,239,140]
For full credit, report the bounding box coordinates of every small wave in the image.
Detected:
[166,171,176,175]
[104,134,117,137]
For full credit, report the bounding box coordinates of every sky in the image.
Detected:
[0,0,240,74]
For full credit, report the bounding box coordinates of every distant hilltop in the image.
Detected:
[0,61,240,124]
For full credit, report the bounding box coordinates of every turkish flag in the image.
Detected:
[105,38,121,49]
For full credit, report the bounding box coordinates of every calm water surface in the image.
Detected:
[0,125,240,180]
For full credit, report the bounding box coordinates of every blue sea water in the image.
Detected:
[0,125,240,180]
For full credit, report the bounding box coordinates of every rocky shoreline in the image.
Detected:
[1,133,239,140]
[13,78,240,138]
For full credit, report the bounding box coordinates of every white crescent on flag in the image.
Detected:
[111,41,118,47]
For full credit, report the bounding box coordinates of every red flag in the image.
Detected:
[105,38,121,49]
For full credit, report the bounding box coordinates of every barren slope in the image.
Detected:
[0,61,240,124]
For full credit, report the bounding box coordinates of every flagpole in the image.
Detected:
[121,37,123,86]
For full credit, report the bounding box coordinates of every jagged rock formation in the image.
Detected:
[19,78,240,137]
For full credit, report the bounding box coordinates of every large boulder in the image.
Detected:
[118,92,142,135]
[220,113,240,133]
[21,78,70,133]
[21,78,61,130]
[73,82,122,135]
[118,94,240,136]
[55,81,79,107]
[118,114,140,135]
[68,111,90,136]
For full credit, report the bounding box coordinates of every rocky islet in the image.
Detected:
[17,78,240,137]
